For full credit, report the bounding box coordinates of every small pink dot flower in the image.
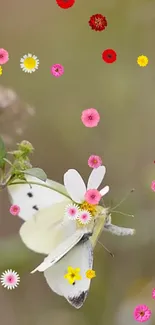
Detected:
[0,269,20,290]
[151,180,155,191]
[0,48,9,65]
[84,189,101,205]
[81,108,100,128]
[77,210,91,225]
[65,203,79,220]
[88,155,102,169]
[50,64,64,77]
[152,288,155,299]
[133,304,152,322]
[9,205,20,216]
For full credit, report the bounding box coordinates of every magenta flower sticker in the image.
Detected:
[84,189,101,205]
[0,48,9,65]
[152,288,155,299]
[50,64,64,77]
[81,108,100,127]
[133,304,152,322]
[88,155,102,169]
[9,204,20,216]
[151,180,155,191]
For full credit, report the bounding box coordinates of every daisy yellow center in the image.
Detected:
[24,57,36,69]
[80,201,97,216]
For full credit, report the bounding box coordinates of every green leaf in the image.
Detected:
[23,168,47,182]
[0,137,6,168]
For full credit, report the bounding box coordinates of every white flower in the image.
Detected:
[64,166,109,204]
[77,210,92,225]
[0,269,20,289]
[65,203,80,220]
[20,53,39,73]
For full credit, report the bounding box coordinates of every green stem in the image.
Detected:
[8,180,70,199]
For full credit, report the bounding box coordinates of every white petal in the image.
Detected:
[87,166,106,190]
[100,186,109,197]
[64,169,86,203]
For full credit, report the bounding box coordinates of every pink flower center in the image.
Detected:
[90,194,95,199]
[88,115,93,120]
[6,275,14,283]
[55,68,59,72]
[82,214,87,220]
[140,311,145,316]
[93,159,97,164]
[69,208,76,215]
[0,54,3,58]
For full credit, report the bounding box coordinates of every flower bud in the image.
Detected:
[17,140,34,154]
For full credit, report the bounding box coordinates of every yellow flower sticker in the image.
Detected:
[0,66,3,76]
[86,269,96,279]
[137,55,148,67]
[64,266,82,285]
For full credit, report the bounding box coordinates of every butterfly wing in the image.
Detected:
[7,176,68,221]
[44,240,93,309]
[19,200,75,254]
[31,228,86,272]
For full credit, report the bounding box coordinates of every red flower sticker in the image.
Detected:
[88,14,107,31]
[102,49,117,63]
[56,0,75,9]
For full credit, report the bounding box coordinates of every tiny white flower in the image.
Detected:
[77,210,92,225]
[20,53,39,73]
[0,269,20,290]
[65,203,80,220]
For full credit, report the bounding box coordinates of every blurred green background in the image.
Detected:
[1,0,155,324]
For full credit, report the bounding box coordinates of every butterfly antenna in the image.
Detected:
[111,188,135,211]
[97,240,114,257]
[112,210,134,218]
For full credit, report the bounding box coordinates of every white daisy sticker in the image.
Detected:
[0,269,20,289]
[65,203,80,220]
[20,53,39,73]
[77,210,91,225]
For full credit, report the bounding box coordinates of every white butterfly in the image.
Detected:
[7,166,135,308]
